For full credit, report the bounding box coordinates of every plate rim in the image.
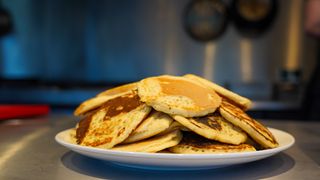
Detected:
[55,127,295,159]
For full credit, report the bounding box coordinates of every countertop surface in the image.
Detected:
[0,115,319,180]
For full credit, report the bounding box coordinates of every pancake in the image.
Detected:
[112,130,182,153]
[74,83,137,116]
[97,82,137,97]
[74,95,119,116]
[137,75,222,117]
[160,121,190,134]
[219,99,278,148]
[75,91,152,149]
[69,128,77,144]
[122,111,173,144]
[184,74,252,110]
[169,132,256,154]
[172,112,247,145]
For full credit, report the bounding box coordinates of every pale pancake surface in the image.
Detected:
[172,113,247,145]
[169,132,256,154]
[219,99,278,148]
[76,91,151,149]
[137,75,222,117]
[123,111,173,143]
[112,130,182,153]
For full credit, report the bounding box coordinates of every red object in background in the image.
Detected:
[305,0,320,37]
[0,105,50,120]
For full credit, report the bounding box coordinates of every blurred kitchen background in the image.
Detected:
[0,0,318,119]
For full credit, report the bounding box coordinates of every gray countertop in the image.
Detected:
[0,115,319,180]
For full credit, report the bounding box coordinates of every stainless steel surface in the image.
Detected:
[0,115,319,180]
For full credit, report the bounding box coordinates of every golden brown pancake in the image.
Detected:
[219,99,278,148]
[172,112,247,145]
[76,90,151,149]
[112,130,182,153]
[158,121,190,136]
[169,132,256,154]
[137,75,222,117]
[74,83,137,116]
[122,110,173,144]
[74,95,117,116]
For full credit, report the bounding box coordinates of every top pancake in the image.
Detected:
[184,74,252,110]
[137,75,222,117]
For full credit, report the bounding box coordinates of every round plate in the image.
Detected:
[55,128,294,170]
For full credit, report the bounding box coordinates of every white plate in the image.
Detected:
[55,128,295,170]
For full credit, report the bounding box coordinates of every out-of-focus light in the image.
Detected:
[285,0,303,71]
[203,42,216,81]
[240,38,253,83]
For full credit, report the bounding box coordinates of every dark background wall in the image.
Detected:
[0,0,318,118]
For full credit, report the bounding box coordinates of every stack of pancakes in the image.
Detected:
[72,74,278,153]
